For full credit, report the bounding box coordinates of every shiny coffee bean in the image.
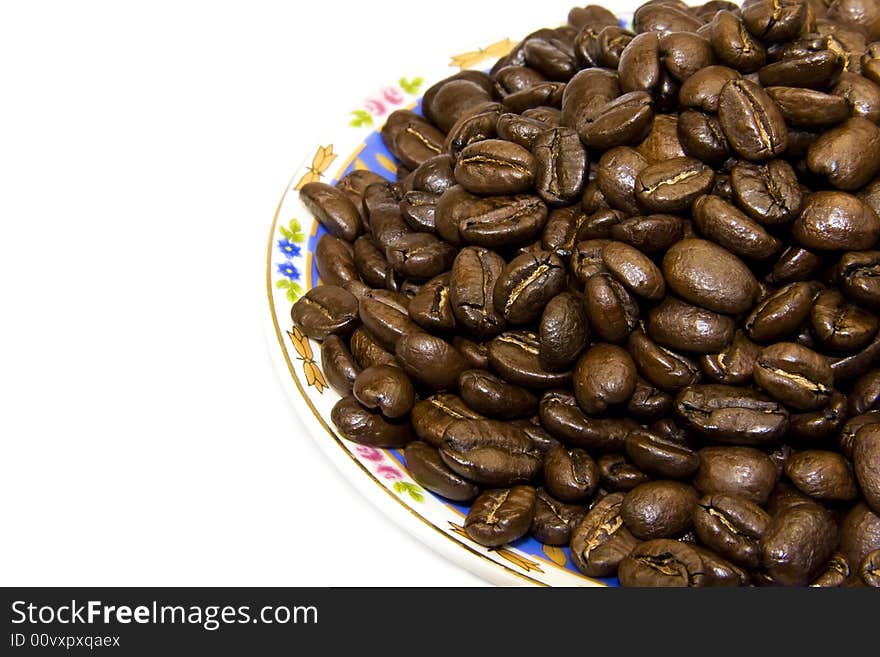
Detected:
[584,273,640,343]
[349,327,396,370]
[544,445,599,503]
[410,393,483,447]
[352,365,415,420]
[539,292,588,371]
[533,127,589,205]
[701,330,762,385]
[454,139,536,195]
[465,486,536,547]
[489,331,572,389]
[395,332,468,390]
[809,553,851,588]
[440,419,542,487]
[628,327,701,391]
[300,182,363,242]
[745,282,821,343]
[598,453,651,492]
[784,449,858,501]
[840,503,880,575]
[385,233,455,280]
[618,538,707,587]
[854,423,880,514]
[602,240,666,301]
[449,246,506,340]
[331,396,413,447]
[718,78,788,161]
[730,159,802,225]
[531,488,587,546]
[571,492,641,578]
[635,156,715,213]
[807,118,880,191]
[610,213,684,254]
[458,369,537,420]
[404,441,479,502]
[621,480,699,540]
[291,285,359,341]
[596,146,650,215]
[811,289,879,354]
[315,234,358,287]
[625,429,700,480]
[539,389,637,451]
[793,191,880,251]
[694,494,771,570]
[436,186,548,249]
[837,251,880,311]
[692,195,781,261]
[408,273,455,334]
[761,502,838,586]
[676,385,790,446]
[320,335,361,397]
[694,446,779,504]
[358,290,419,351]
[494,250,567,325]
[574,344,638,414]
[647,296,736,354]
[707,11,766,73]
[753,342,833,411]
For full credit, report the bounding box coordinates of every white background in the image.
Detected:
[0,0,633,586]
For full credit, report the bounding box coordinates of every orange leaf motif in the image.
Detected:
[542,544,568,567]
[304,360,327,393]
[449,39,515,70]
[287,328,313,361]
[294,144,337,190]
[493,548,544,573]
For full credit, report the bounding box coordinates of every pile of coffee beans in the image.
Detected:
[292,0,880,586]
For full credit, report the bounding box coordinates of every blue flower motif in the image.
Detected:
[278,239,301,258]
[277,262,301,281]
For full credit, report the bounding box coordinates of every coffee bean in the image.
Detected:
[539,292,588,370]
[570,492,640,577]
[454,139,536,195]
[436,186,548,249]
[574,344,638,414]
[810,553,851,588]
[349,327,396,370]
[533,127,589,205]
[811,289,879,354]
[602,240,665,300]
[385,233,455,280]
[331,396,413,447]
[854,423,880,514]
[489,331,572,389]
[410,393,483,447]
[807,118,880,191]
[718,78,788,161]
[448,246,506,340]
[544,445,599,503]
[465,486,536,547]
[694,493,771,570]
[531,488,587,546]
[840,503,880,576]
[610,213,684,254]
[625,429,700,480]
[494,250,567,324]
[458,369,537,420]
[290,285,359,340]
[647,296,736,354]
[539,389,636,451]
[315,234,358,287]
[707,11,765,73]
[761,502,837,586]
[358,290,419,351]
[837,251,880,311]
[596,146,649,215]
[691,195,781,261]
[785,449,858,502]
[584,273,640,343]
[754,342,834,411]
[701,330,761,385]
[741,0,807,44]
[621,480,699,539]
[404,441,479,502]
[860,550,880,587]
[353,364,416,419]
[618,539,707,587]
[635,156,715,213]
[598,453,650,492]
[395,332,468,390]
[731,159,802,225]
[440,419,542,487]
[794,191,880,251]
[300,182,363,242]
[320,335,361,397]
[677,385,790,446]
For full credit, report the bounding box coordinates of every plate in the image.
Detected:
[264,28,631,587]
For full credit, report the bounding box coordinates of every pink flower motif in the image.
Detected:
[364,99,386,116]
[355,445,384,462]
[382,87,404,105]
[376,464,402,480]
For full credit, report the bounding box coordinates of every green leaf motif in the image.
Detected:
[286,287,301,303]
[393,481,424,503]
[276,279,291,290]
[349,109,373,128]
[399,77,424,95]
[282,218,305,243]
[279,226,293,240]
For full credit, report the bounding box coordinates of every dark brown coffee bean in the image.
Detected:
[745,282,821,343]
[458,369,537,420]
[404,441,479,502]
[533,127,589,206]
[627,376,675,420]
[636,113,688,163]
[754,342,834,411]
[625,429,700,480]
[331,396,412,448]
[300,181,363,242]
[320,335,361,396]
[453,336,490,370]
[385,233,455,281]
[840,503,880,575]
[701,330,762,385]
[807,118,880,191]
[596,146,650,215]
[395,332,468,391]
[598,453,651,492]
[811,289,879,354]
[694,493,771,569]
[718,78,788,161]
[410,393,483,447]
[618,538,707,587]
[315,234,358,287]
[440,419,542,487]
[531,488,587,546]
[570,492,641,577]
[794,191,880,251]
[647,296,736,354]
[544,445,599,503]
[610,214,684,254]
[860,550,880,587]
[349,327,396,370]
[679,65,742,111]
[854,423,880,514]
[758,50,842,90]
[707,11,766,73]
[454,139,536,196]
[809,553,851,588]
[448,246,506,340]
[435,186,548,249]
[465,486,536,547]
[494,250,567,325]
[539,292,588,371]
[489,331,572,389]
[663,238,758,314]
[444,102,502,161]
[692,195,781,261]
[766,86,850,128]
[628,327,701,391]
[381,110,445,170]
[410,154,456,195]
[694,446,779,504]
[621,480,698,540]
[850,369,880,416]
[541,205,592,259]
[635,156,715,213]
[731,159,802,226]
[677,110,730,165]
[634,2,705,33]
[539,389,637,451]
[762,502,838,586]
[423,74,493,133]
[584,273,640,344]
[352,364,415,419]
[833,71,880,124]
[573,344,638,414]
[784,449,858,501]
[408,273,455,333]
[742,0,808,43]
[358,290,418,351]
[496,112,549,150]
[676,385,790,446]
[789,391,848,442]
[577,91,655,149]
[601,241,666,301]
[837,251,880,310]
[290,285,359,340]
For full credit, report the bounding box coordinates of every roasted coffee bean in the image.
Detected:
[337,169,386,222]
[531,488,587,546]
[742,0,808,43]
[358,290,418,351]
[533,127,589,205]
[584,273,641,344]
[410,154,456,195]
[718,78,788,161]
[692,544,750,587]
[625,429,700,480]
[349,327,396,370]
[458,369,538,420]
[291,285,359,341]
[539,292,588,371]
[860,550,880,587]
[315,234,358,287]
[489,331,573,389]
[385,233,455,280]
[618,538,707,587]
[610,214,684,254]
[807,118,880,191]
[635,156,715,213]
[408,273,455,333]
[731,159,802,226]
[627,376,674,419]
[448,246,506,340]
[570,492,641,577]
[647,296,736,354]
[692,195,781,261]
[745,282,821,343]
[707,11,766,73]
[465,486,536,547]
[833,71,880,124]
[621,480,699,540]
[837,251,880,310]
[811,289,879,354]
[596,146,650,215]
[561,67,620,127]
[496,112,549,150]
[809,553,851,588]
[628,327,701,392]
[854,423,880,514]
[840,503,880,575]
[794,191,880,251]
[679,65,741,112]
[839,411,880,459]
[766,86,850,128]
[789,391,848,442]
[300,182,363,242]
[436,186,548,249]
[454,336,490,370]
[541,205,591,258]
[573,344,638,414]
[676,385,790,445]
[636,113,687,163]
[785,449,858,501]
[602,240,665,300]
[444,102,502,161]
[381,110,445,170]
[759,48,842,90]
[753,342,834,411]
[454,139,536,195]
[422,74,493,134]
[440,419,542,487]
[410,393,483,446]
[353,365,416,419]
[677,110,730,165]
[663,238,758,314]
[544,445,599,502]
[701,330,762,385]
[404,441,479,502]
[571,238,612,284]
[762,502,838,586]
[577,91,655,149]
[539,389,637,451]
[694,493,771,570]
[353,236,390,288]
[694,446,779,504]
[634,2,704,33]
[395,332,468,390]
[320,335,361,396]
[331,396,412,447]
[767,247,823,286]
[598,453,651,492]
[399,191,439,234]
[493,65,546,97]
[494,250,567,325]
[850,369,880,416]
